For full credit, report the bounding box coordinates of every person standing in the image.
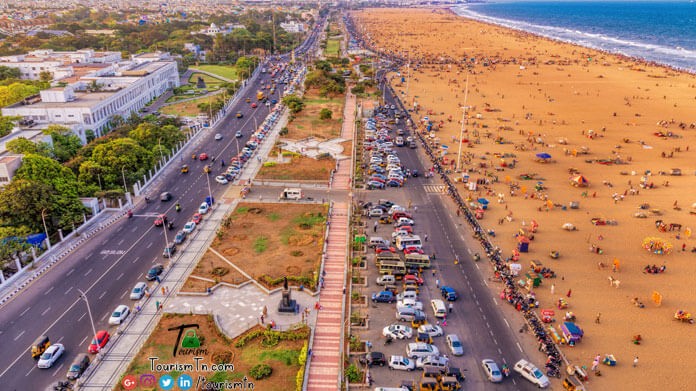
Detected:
[448,303,453,313]
[550,283,555,295]
[566,289,572,297]
[424,233,429,242]
[595,312,601,324]
[633,356,639,367]
[374,221,378,233]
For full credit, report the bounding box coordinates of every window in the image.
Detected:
[0,177,9,183]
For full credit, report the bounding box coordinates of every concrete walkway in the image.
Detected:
[331,92,356,191]
[306,202,348,391]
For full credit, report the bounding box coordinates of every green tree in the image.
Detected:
[89,138,154,190]
[0,66,20,81]
[314,60,332,73]
[128,123,185,151]
[0,179,54,232]
[0,82,42,107]
[0,115,19,137]
[282,94,304,114]
[5,137,51,156]
[319,108,332,120]
[43,125,82,163]
[13,154,86,228]
[236,56,256,78]
[39,71,53,82]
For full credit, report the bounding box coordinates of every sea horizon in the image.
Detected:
[452,1,696,72]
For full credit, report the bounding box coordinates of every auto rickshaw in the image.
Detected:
[419,377,439,391]
[416,332,432,344]
[31,335,51,359]
[412,318,426,328]
[204,165,211,174]
[422,367,442,382]
[180,165,189,174]
[440,376,462,391]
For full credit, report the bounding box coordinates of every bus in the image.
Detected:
[378,259,407,278]
[395,235,423,251]
[376,253,401,265]
[404,253,431,269]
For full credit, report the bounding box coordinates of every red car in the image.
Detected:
[403,246,425,255]
[251,103,258,108]
[154,214,167,227]
[404,274,424,285]
[192,213,203,224]
[392,212,412,220]
[88,330,110,353]
[199,153,209,161]
[394,226,413,234]
[375,246,396,254]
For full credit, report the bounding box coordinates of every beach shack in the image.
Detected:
[517,236,530,252]
[561,322,584,346]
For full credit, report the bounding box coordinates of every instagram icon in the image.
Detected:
[140,373,157,387]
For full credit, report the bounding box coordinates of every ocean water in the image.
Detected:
[452,1,696,72]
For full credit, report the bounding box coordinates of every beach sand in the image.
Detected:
[352,8,696,390]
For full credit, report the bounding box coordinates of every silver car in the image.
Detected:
[130,282,147,300]
[482,359,503,383]
[446,334,464,356]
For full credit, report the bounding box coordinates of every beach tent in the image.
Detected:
[535,152,552,162]
[517,236,530,252]
[477,198,489,210]
[570,175,589,187]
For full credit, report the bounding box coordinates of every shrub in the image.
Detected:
[279,127,289,136]
[345,364,362,383]
[249,364,272,380]
[263,161,277,167]
[319,108,332,120]
[253,236,268,253]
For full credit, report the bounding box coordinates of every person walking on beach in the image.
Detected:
[633,356,639,367]
[567,289,572,298]
[550,283,555,295]
[595,312,601,324]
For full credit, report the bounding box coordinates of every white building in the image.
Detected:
[280,21,305,33]
[0,49,122,81]
[1,52,179,144]
[194,22,245,37]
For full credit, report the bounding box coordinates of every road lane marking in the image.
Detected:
[120,290,128,299]
[118,239,125,246]
[67,268,75,276]
[516,342,523,353]
[475,263,480,270]
[14,330,25,341]
[146,242,153,249]
[131,226,138,233]
[84,268,93,276]
[87,252,94,259]
[483,279,488,287]
[41,307,51,316]
[43,286,54,295]
[25,367,34,377]
[504,319,510,328]
[78,312,86,322]
[100,313,108,322]
[117,226,123,232]
[80,336,88,345]
[493,298,498,305]
[57,336,64,343]
[64,286,73,295]
[19,307,31,317]
[98,291,107,300]
[116,272,124,280]
[52,363,64,377]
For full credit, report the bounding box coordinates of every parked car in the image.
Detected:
[382,324,413,340]
[88,330,110,354]
[482,359,503,383]
[362,351,387,367]
[183,221,196,233]
[198,202,210,214]
[368,208,384,217]
[163,242,176,258]
[406,343,439,359]
[368,181,386,189]
[146,264,164,281]
[174,231,187,244]
[404,274,424,285]
[375,246,396,254]
[514,359,550,388]
[415,355,449,372]
[389,355,415,371]
[66,354,90,380]
[108,304,130,325]
[130,282,147,300]
[403,246,425,255]
[37,344,65,368]
[446,334,464,356]
[418,324,444,337]
[397,299,424,311]
[192,213,203,224]
[372,291,395,303]
[215,175,229,184]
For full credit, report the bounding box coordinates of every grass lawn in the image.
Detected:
[115,314,307,391]
[189,72,225,86]
[286,89,344,140]
[194,64,240,81]
[212,203,328,290]
[161,96,217,117]
[257,155,334,181]
[324,39,340,57]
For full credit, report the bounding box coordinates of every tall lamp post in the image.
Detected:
[40,208,51,250]
[157,137,165,164]
[121,166,128,193]
[77,289,98,351]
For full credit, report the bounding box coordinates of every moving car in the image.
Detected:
[183,221,196,233]
[214,133,223,140]
[235,130,243,138]
[130,282,147,300]
[482,359,503,383]
[146,264,164,281]
[441,286,458,301]
[199,153,209,160]
[31,335,51,359]
[251,102,258,108]
[37,344,65,368]
[236,112,243,118]
[153,214,167,227]
[382,324,413,340]
[88,330,110,354]
[160,192,172,202]
[108,304,130,325]
[389,355,415,371]
[66,354,90,380]
[514,359,550,388]
[446,334,464,356]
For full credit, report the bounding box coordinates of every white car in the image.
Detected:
[235,130,243,138]
[416,355,449,372]
[482,359,503,383]
[388,355,415,371]
[214,133,223,140]
[130,282,147,300]
[406,342,439,359]
[396,217,415,226]
[215,175,228,184]
[514,359,550,388]
[368,209,384,217]
[418,324,444,337]
[198,202,209,214]
[382,324,413,340]
[397,299,423,311]
[38,344,65,368]
[108,304,130,325]
[183,221,196,233]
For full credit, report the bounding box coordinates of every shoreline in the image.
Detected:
[448,4,696,75]
[352,8,696,390]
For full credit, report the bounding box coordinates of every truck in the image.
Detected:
[257,90,264,101]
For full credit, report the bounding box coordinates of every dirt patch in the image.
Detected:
[211,203,328,289]
[181,249,249,293]
[161,95,217,117]
[115,314,306,391]
[286,90,344,140]
[257,155,334,181]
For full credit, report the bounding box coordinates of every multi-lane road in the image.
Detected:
[0,20,324,391]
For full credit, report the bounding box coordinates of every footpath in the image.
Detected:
[305,92,356,390]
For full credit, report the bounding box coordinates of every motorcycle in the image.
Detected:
[127,210,133,218]
[473,253,481,262]
[384,335,393,345]
[168,222,174,230]
[175,203,181,212]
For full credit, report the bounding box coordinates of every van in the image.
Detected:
[280,188,303,200]
[31,335,51,359]
[369,237,389,248]
[396,307,426,322]
[376,275,396,285]
[397,291,418,301]
[430,299,447,318]
[395,235,423,250]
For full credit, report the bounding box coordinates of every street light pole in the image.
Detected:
[77,289,98,351]
[157,137,165,164]
[121,166,128,193]
[40,208,51,250]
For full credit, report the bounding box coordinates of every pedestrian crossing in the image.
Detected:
[423,184,446,193]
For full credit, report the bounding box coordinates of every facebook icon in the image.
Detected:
[177,374,193,390]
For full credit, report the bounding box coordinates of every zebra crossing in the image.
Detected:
[423,184,446,193]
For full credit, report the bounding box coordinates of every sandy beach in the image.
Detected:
[352,8,696,390]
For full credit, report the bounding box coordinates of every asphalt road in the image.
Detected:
[0,20,324,391]
[348,65,539,390]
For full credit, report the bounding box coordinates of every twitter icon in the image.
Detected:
[159,374,174,390]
